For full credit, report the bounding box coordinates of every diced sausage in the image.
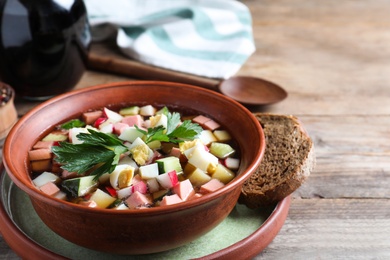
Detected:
[31,159,52,172]
[126,191,152,209]
[28,149,52,161]
[82,110,103,125]
[33,141,54,150]
[160,194,183,206]
[192,115,211,125]
[199,178,225,194]
[40,182,60,196]
[121,115,144,127]
[172,179,195,201]
[203,120,220,131]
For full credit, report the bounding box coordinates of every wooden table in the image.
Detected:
[1,0,390,258]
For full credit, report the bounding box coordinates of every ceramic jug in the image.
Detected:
[0,0,90,100]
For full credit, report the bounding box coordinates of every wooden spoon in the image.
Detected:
[88,53,287,105]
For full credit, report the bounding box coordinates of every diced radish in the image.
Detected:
[94,117,107,128]
[40,182,60,196]
[131,174,143,185]
[223,157,240,170]
[131,181,148,194]
[82,110,103,125]
[28,148,52,161]
[126,191,152,209]
[117,186,132,199]
[121,115,144,127]
[103,107,123,122]
[199,179,225,194]
[160,194,182,206]
[105,186,117,197]
[156,170,178,189]
[139,105,156,116]
[139,163,159,179]
[173,179,195,201]
[146,178,160,193]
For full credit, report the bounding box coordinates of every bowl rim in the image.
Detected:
[3,80,265,215]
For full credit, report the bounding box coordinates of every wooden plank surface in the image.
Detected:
[1,0,390,259]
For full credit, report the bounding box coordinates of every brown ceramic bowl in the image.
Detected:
[2,81,265,255]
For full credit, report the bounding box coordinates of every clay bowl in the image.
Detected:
[2,81,265,255]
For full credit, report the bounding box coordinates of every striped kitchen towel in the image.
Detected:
[84,0,255,79]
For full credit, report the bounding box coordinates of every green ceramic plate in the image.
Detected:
[0,164,290,259]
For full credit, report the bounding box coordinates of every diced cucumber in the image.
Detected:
[211,164,235,184]
[119,106,140,116]
[209,142,235,159]
[156,156,183,174]
[156,106,169,115]
[61,175,98,197]
[42,132,67,142]
[152,189,170,201]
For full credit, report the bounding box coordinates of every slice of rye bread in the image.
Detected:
[239,113,315,208]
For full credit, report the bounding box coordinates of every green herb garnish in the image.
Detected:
[52,111,202,179]
[52,129,128,179]
[136,112,202,144]
[61,119,86,129]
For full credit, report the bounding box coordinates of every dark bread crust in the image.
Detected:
[239,113,315,208]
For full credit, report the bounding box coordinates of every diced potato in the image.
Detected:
[187,167,211,187]
[187,146,218,174]
[90,189,116,208]
[213,130,232,142]
[198,130,217,145]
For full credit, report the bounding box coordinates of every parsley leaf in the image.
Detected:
[136,112,202,144]
[52,129,128,179]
